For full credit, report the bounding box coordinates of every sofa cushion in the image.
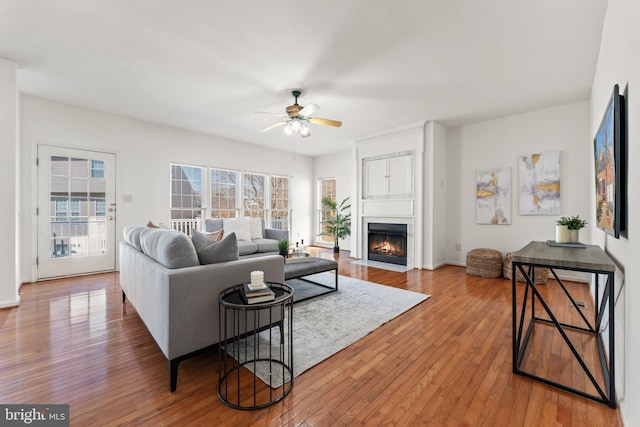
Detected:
[123,224,146,251]
[196,232,239,265]
[223,218,251,241]
[238,240,258,256]
[253,238,279,253]
[140,228,200,269]
[204,218,223,232]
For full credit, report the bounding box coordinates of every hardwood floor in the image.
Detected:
[1,249,623,426]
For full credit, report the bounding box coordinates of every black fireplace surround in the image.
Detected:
[367,223,408,266]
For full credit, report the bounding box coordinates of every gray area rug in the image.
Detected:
[227,272,430,387]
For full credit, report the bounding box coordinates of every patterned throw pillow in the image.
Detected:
[206,229,224,242]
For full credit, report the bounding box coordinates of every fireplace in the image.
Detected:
[367,223,408,266]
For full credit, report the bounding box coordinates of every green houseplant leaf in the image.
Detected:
[277,239,289,257]
[556,215,588,230]
[321,197,351,248]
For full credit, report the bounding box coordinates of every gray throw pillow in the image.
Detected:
[197,232,239,265]
[191,229,213,251]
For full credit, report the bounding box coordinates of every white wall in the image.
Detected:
[454,101,592,261]
[445,127,463,264]
[431,121,448,269]
[590,0,640,423]
[20,95,314,282]
[312,149,353,249]
[0,57,19,308]
[421,121,448,269]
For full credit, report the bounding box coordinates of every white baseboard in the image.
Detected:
[0,296,20,309]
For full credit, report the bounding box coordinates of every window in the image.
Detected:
[93,199,106,217]
[70,198,81,217]
[270,175,290,230]
[170,164,204,234]
[317,178,336,243]
[49,155,107,258]
[90,160,105,178]
[210,168,238,218]
[243,172,266,219]
[171,165,290,233]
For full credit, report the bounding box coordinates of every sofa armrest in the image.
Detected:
[265,228,288,241]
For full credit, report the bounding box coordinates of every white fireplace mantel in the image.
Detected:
[352,122,426,269]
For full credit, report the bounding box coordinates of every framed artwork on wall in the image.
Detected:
[518,151,560,215]
[594,84,626,238]
[476,167,511,225]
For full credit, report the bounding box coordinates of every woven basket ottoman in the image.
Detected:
[465,248,503,278]
[503,252,549,284]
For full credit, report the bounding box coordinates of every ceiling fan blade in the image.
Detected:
[256,112,289,119]
[299,103,320,118]
[259,121,287,132]
[308,117,342,127]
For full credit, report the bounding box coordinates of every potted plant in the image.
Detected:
[321,197,351,253]
[277,239,289,257]
[556,215,588,243]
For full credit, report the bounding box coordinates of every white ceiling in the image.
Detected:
[0,1,607,157]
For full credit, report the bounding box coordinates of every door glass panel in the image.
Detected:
[49,155,107,259]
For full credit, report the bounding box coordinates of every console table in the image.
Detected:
[511,241,616,407]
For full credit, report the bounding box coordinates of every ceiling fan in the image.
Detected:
[257,90,342,138]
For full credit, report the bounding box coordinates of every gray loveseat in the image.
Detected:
[119,224,285,391]
[204,218,288,258]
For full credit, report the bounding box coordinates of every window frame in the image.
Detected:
[269,174,291,231]
[172,164,292,233]
[317,177,336,244]
[169,163,206,235]
[209,167,240,219]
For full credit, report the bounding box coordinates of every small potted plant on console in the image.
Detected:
[277,239,289,258]
[556,215,588,243]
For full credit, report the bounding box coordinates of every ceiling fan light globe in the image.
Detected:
[291,119,301,132]
[300,124,310,137]
[284,124,293,135]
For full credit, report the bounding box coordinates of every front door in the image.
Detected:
[37,145,117,279]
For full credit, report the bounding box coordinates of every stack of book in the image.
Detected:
[241,282,275,304]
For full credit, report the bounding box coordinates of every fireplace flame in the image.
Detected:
[373,241,401,256]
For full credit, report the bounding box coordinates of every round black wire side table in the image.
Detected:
[218,282,294,410]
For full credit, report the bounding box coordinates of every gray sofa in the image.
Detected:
[119,224,285,392]
[204,218,288,258]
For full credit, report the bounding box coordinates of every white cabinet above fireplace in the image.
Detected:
[363,151,413,199]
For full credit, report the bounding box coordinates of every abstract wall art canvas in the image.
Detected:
[518,151,560,215]
[476,167,511,225]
